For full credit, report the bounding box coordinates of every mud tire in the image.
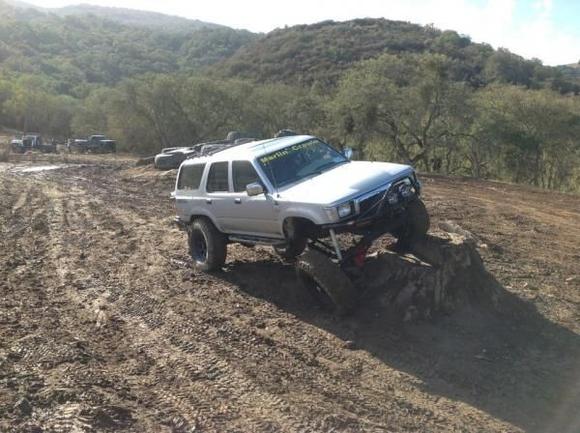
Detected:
[189,218,227,272]
[296,249,358,315]
[274,237,307,261]
[394,199,430,248]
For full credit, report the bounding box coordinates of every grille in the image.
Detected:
[358,192,383,216]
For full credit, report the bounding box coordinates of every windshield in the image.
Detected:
[258,139,348,188]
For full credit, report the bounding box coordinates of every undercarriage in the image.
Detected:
[295,188,430,314]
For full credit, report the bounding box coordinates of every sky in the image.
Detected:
[21,0,580,66]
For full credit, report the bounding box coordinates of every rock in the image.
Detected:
[343,340,356,350]
[14,397,32,416]
[362,233,505,321]
[439,221,478,243]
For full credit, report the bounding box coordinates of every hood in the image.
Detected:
[277,160,413,205]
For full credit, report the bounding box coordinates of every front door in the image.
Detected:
[220,160,280,237]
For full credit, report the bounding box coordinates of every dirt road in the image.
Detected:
[1,159,579,432]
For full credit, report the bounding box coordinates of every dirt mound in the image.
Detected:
[361,232,504,321]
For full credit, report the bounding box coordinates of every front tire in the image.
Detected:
[394,199,430,248]
[296,249,358,315]
[189,218,227,272]
[274,237,307,261]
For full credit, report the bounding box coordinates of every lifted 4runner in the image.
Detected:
[173,135,429,313]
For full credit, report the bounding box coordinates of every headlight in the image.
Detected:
[337,202,353,218]
[399,183,413,198]
[387,191,399,204]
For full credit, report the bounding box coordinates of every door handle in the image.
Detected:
[206,198,212,204]
[234,198,242,204]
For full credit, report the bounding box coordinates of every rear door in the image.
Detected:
[204,161,235,232]
[174,163,206,222]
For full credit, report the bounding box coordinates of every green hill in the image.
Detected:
[215,18,576,91]
[5,1,222,31]
[55,4,224,32]
[0,1,578,193]
[0,1,577,93]
[0,0,256,90]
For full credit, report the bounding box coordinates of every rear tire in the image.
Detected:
[394,199,430,248]
[296,249,358,315]
[189,218,227,272]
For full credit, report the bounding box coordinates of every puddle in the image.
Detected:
[18,165,64,173]
[4,163,84,175]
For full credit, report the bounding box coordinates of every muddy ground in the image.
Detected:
[0,156,578,433]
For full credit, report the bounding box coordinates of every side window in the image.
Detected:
[206,161,229,193]
[232,161,260,193]
[177,164,205,190]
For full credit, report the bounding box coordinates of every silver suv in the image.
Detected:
[173,135,429,313]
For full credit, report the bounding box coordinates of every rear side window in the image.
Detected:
[206,162,229,193]
[177,164,205,190]
[233,161,260,192]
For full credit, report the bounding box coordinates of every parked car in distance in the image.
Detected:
[11,134,56,153]
[68,135,116,153]
[154,147,196,170]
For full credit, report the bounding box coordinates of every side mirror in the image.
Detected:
[343,147,353,160]
[246,182,264,197]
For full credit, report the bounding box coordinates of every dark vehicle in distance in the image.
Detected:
[69,135,117,153]
[11,135,56,154]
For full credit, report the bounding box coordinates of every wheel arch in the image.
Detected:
[281,216,319,240]
[188,213,225,233]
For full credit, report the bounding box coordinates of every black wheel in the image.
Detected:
[274,236,307,261]
[296,249,358,315]
[188,218,227,272]
[394,199,430,248]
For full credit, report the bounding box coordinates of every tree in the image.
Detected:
[334,53,470,171]
[473,85,580,190]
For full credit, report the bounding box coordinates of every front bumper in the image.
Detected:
[321,176,421,234]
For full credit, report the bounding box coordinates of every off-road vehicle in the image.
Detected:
[11,134,56,154]
[173,135,429,313]
[69,135,116,153]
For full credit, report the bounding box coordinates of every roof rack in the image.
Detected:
[185,137,257,160]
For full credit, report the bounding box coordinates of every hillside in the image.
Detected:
[218,18,447,85]
[1,1,578,93]
[0,1,578,193]
[55,4,222,31]
[559,62,580,79]
[215,18,577,91]
[0,0,256,89]
[5,0,222,31]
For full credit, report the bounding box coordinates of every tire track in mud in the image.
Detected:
[37,178,380,431]
[0,176,107,433]
[42,181,479,433]
[39,179,323,432]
